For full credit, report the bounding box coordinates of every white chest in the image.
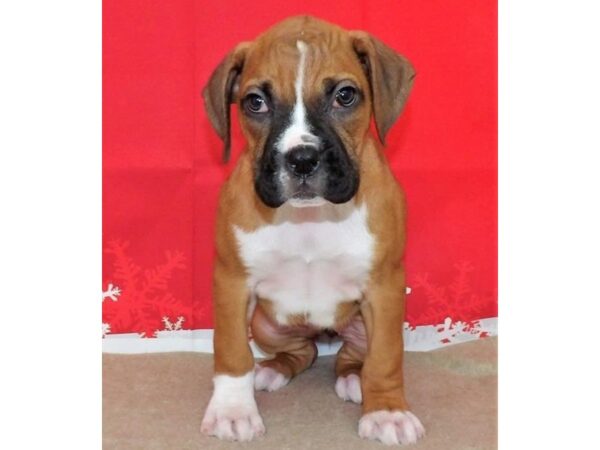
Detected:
[234,202,375,328]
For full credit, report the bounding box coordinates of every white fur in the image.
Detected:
[335,373,362,404]
[358,410,425,445]
[288,196,327,208]
[276,41,320,153]
[254,365,290,391]
[200,372,265,442]
[234,201,374,328]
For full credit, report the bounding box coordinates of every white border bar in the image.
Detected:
[103,317,497,354]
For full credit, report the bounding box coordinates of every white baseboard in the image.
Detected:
[102,317,497,354]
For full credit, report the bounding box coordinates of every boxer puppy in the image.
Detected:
[200,15,424,446]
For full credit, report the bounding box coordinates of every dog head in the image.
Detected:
[204,16,415,208]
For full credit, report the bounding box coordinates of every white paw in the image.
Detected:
[335,373,362,404]
[200,372,265,442]
[358,410,425,446]
[200,401,265,441]
[254,365,290,391]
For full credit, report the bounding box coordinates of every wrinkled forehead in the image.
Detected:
[239,28,365,103]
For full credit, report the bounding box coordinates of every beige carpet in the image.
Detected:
[103,337,496,449]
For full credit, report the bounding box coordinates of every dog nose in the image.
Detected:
[286,146,320,177]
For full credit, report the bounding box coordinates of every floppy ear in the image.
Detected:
[202,43,250,163]
[350,31,415,145]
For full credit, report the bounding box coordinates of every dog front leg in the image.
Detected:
[358,267,425,446]
[200,262,264,441]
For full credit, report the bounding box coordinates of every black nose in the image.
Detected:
[286,146,320,177]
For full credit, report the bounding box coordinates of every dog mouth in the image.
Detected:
[291,183,318,200]
[287,182,328,207]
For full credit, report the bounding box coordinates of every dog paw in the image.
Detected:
[200,403,265,441]
[358,410,425,445]
[335,373,362,404]
[200,372,265,441]
[254,365,290,391]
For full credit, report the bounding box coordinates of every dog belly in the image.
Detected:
[251,298,367,356]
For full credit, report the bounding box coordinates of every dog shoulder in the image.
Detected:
[359,140,407,267]
[215,152,276,267]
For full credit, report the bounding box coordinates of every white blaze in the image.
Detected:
[276,41,320,153]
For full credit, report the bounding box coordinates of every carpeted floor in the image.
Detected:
[103,337,497,449]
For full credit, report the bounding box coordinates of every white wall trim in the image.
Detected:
[102,317,497,354]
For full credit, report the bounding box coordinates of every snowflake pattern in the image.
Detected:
[161,316,185,331]
[102,240,188,337]
[434,317,488,344]
[102,322,111,338]
[408,261,495,328]
[102,283,121,302]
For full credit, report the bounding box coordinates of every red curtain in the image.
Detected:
[103,0,497,337]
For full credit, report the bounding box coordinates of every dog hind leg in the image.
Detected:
[334,314,368,403]
[250,304,318,391]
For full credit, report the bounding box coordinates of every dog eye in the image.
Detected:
[244,94,269,114]
[333,86,357,108]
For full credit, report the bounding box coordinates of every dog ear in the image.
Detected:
[350,31,415,145]
[203,43,251,163]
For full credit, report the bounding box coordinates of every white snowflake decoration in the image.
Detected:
[102,322,111,338]
[162,316,185,331]
[435,316,488,344]
[437,317,455,342]
[152,316,186,337]
[451,320,467,336]
[102,283,121,302]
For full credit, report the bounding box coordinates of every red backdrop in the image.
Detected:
[103,0,497,337]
